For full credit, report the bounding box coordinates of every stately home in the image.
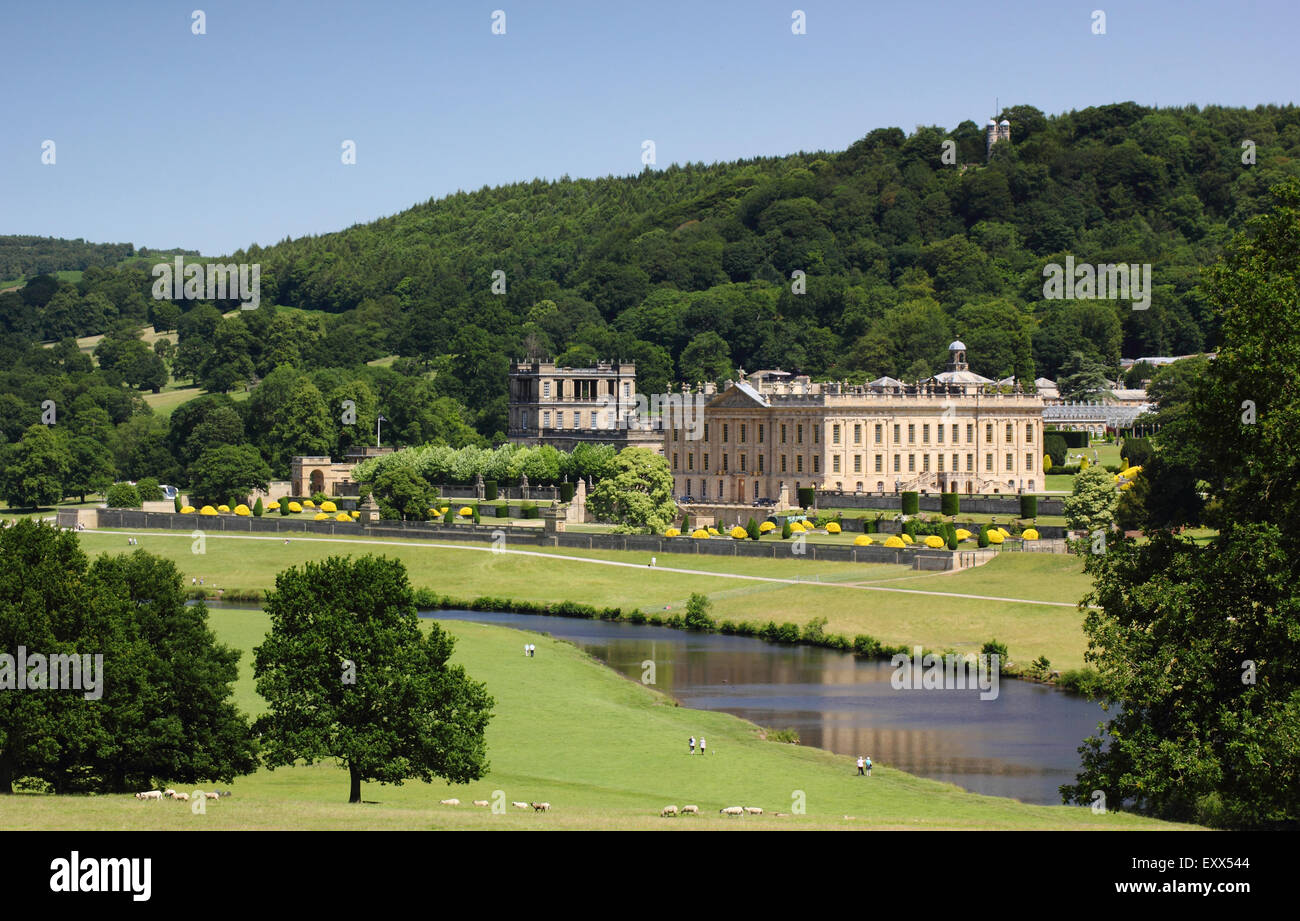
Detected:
[665,342,1045,504]
[506,359,664,452]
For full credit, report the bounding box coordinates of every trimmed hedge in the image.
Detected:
[484,479,498,501]
[940,491,959,517]
[560,482,575,503]
[797,486,815,508]
[901,491,920,515]
[1019,494,1037,519]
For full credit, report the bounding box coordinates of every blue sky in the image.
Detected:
[2,0,1296,256]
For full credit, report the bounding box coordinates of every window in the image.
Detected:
[813,427,819,444]
[759,423,765,443]
[966,424,973,443]
[922,424,930,444]
[1026,453,1034,471]
[673,453,679,470]
[922,454,930,472]
[833,455,841,473]
[703,454,710,471]
[740,423,746,443]
[522,410,529,430]
[796,455,804,473]
[952,453,958,472]
[893,455,901,473]
[557,411,564,428]
[908,424,916,444]
[740,454,747,472]
[543,411,550,428]
[722,454,729,472]
[937,454,944,472]
[1006,423,1014,442]
[874,455,883,473]
[937,424,944,444]
[701,481,707,499]
[704,423,710,441]
[574,412,582,429]
[874,424,883,444]
[951,424,958,443]
[623,382,630,398]
[986,453,994,471]
[854,423,862,444]
[796,424,803,444]
[908,454,915,472]
[758,455,764,473]
[1006,452,1013,471]
[543,381,551,399]
[986,423,994,442]
[1026,423,1034,443]
[833,424,841,445]
[780,455,787,473]
[781,424,787,444]
[853,455,862,473]
[966,453,973,472]
[812,456,820,473]
[722,423,729,443]
[688,453,694,471]
[894,424,901,442]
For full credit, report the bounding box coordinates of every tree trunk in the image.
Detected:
[349,763,361,803]
[0,752,13,794]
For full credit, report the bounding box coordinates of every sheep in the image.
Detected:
[511,801,529,809]
[203,791,220,800]
[134,790,162,800]
[719,806,744,816]
[530,802,550,812]
[660,805,678,817]
[170,791,190,802]
[439,798,461,806]
[472,799,490,807]
[680,805,699,815]
[744,806,764,815]
[162,789,176,798]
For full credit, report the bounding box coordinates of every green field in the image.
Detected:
[76,527,1097,670]
[0,611,1185,830]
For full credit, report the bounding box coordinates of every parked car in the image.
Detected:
[159,484,179,500]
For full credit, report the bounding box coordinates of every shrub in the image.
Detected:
[1044,433,1068,466]
[684,593,716,631]
[279,500,290,516]
[825,521,841,534]
[781,520,792,539]
[443,507,455,525]
[521,502,538,519]
[987,529,1004,544]
[173,495,183,513]
[853,534,872,546]
[901,491,919,515]
[252,497,263,517]
[496,500,508,517]
[234,504,251,516]
[746,517,760,540]
[311,491,329,505]
[664,527,681,537]
[801,617,828,643]
[923,535,945,548]
[797,486,815,508]
[978,525,990,547]
[765,728,800,744]
[336,512,351,522]
[135,477,163,502]
[559,481,574,503]
[313,512,329,521]
[981,639,1008,661]
[484,479,498,501]
[320,500,337,513]
[105,483,141,508]
[1058,668,1106,698]
[1029,655,1053,680]
[1019,494,1038,519]
[945,526,958,550]
[729,525,747,539]
[1022,528,1039,540]
[883,535,905,548]
[759,520,775,533]
[691,528,709,539]
[199,505,218,516]
[288,501,302,513]
[1121,436,1153,469]
[180,505,195,514]
[473,505,481,525]
[940,491,959,517]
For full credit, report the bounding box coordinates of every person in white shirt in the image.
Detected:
[689,736,695,754]
[857,755,865,775]
[699,738,706,755]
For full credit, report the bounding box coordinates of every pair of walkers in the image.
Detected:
[688,736,707,755]
[856,755,872,776]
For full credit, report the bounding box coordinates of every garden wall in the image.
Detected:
[815,493,1064,516]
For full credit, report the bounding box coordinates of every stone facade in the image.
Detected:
[506,359,663,453]
[665,344,1045,503]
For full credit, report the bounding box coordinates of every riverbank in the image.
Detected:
[0,612,1182,830]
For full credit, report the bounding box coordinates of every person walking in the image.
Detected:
[856,755,865,776]
[699,737,706,756]
[865,756,872,777]
[689,736,696,755]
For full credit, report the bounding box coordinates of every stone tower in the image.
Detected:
[986,117,1011,158]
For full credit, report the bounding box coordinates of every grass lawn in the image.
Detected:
[76,527,1097,670]
[0,613,1185,830]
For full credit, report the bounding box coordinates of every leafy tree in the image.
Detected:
[187,444,271,508]
[253,554,494,803]
[586,447,676,532]
[684,593,716,631]
[371,465,434,521]
[104,482,141,508]
[134,477,163,502]
[1063,466,1117,535]
[1056,351,1113,401]
[2,424,68,510]
[64,436,116,502]
[678,331,732,385]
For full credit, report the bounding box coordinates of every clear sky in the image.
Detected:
[2,0,1296,256]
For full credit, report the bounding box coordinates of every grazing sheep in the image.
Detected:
[472,800,490,807]
[135,790,163,800]
[203,791,220,800]
[162,789,176,797]
[680,805,699,815]
[531,802,550,812]
[439,798,461,806]
[170,792,190,802]
[511,801,530,809]
[719,806,744,816]
[660,805,678,817]
[744,806,764,815]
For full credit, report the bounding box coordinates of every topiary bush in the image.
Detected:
[484,479,498,501]
[978,525,990,547]
[560,482,575,503]
[105,483,141,508]
[797,486,815,508]
[781,520,792,539]
[173,495,183,513]
[253,497,264,517]
[746,517,760,540]
[940,491,959,517]
[901,491,919,515]
[1019,494,1038,519]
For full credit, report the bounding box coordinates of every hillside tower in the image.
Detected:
[986,117,1011,157]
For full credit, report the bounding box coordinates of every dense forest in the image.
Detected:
[0,235,198,282]
[1,102,1297,505]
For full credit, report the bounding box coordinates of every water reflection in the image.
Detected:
[431,610,1107,805]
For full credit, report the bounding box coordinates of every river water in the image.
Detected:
[430,610,1108,805]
